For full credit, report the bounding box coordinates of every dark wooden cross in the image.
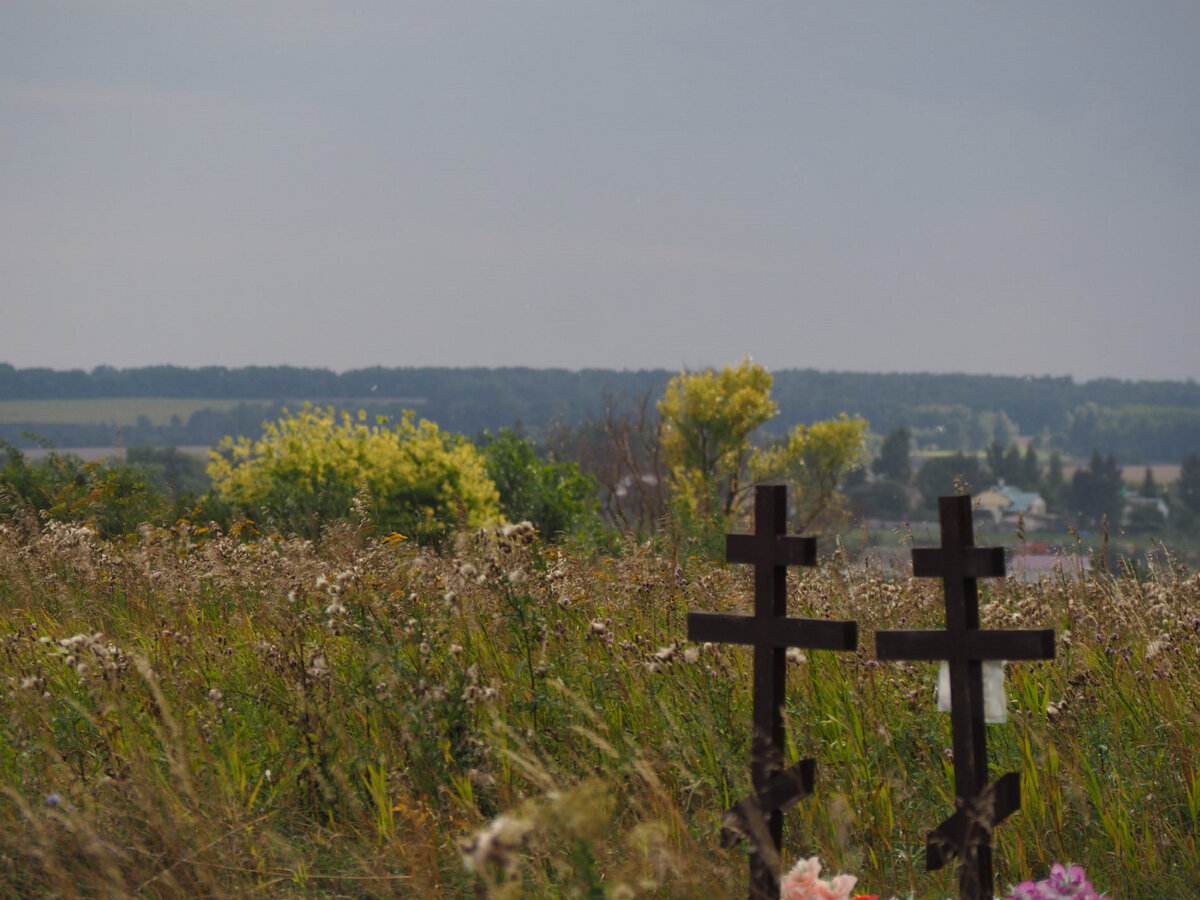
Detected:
[875,495,1055,900]
[687,483,858,900]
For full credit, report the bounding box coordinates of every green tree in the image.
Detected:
[1068,450,1123,529]
[1020,444,1041,490]
[1179,452,1200,515]
[984,440,1029,487]
[482,428,599,541]
[985,410,1018,447]
[207,404,499,544]
[657,358,776,520]
[751,414,869,533]
[847,479,909,520]
[873,426,912,483]
[914,453,984,510]
[1139,466,1158,499]
[1041,450,1066,510]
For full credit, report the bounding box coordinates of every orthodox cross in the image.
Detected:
[687,483,858,900]
[875,495,1055,900]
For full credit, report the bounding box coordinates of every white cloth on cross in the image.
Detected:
[936,660,1007,724]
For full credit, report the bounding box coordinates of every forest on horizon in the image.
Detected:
[2,362,1200,462]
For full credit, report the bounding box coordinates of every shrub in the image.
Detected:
[0,441,181,538]
[482,428,599,541]
[207,404,499,543]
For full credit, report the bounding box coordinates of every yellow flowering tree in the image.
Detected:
[657,358,777,521]
[658,360,868,536]
[749,413,868,533]
[207,404,499,544]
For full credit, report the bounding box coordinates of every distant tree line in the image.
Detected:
[3,364,1200,461]
[846,424,1200,538]
[0,365,671,444]
[6,360,1200,549]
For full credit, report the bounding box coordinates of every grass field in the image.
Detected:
[0,398,428,428]
[0,399,254,426]
[0,514,1195,898]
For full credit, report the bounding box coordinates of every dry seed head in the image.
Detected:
[460,814,533,876]
[652,644,677,663]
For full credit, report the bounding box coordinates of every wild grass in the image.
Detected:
[0,517,1197,898]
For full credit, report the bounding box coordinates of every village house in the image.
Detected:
[975,481,1048,526]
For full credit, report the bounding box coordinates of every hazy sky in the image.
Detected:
[3,1,1198,381]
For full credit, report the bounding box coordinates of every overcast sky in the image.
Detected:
[3,1,1198,381]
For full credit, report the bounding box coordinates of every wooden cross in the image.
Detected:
[875,495,1055,900]
[687,483,858,900]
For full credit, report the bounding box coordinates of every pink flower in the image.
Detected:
[780,856,858,900]
[781,856,822,897]
[1041,862,1106,900]
[1004,863,1111,900]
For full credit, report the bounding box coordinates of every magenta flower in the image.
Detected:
[1046,863,1090,897]
[1004,863,1112,900]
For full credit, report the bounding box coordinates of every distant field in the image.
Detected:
[0,397,424,426]
[19,445,214,462]
[1062,462,1182,485]
[0,398,255,426]
[1121,463,1181,485]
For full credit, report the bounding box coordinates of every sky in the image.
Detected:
[2,1,1199,382]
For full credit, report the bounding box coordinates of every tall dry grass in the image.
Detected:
[0,515,1197,898]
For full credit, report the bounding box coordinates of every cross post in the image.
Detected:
[687,483,858,900]
[875,495,1055,900]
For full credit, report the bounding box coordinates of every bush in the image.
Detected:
[124,445,211,500]
[0,441,182,538]
[482,429,599,541]
[207,404,499,543]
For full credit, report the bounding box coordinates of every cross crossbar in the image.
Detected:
[727,532,816,568]
[875,628,1055,662]
[912,545,1006,580]
[689,613,857,652]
